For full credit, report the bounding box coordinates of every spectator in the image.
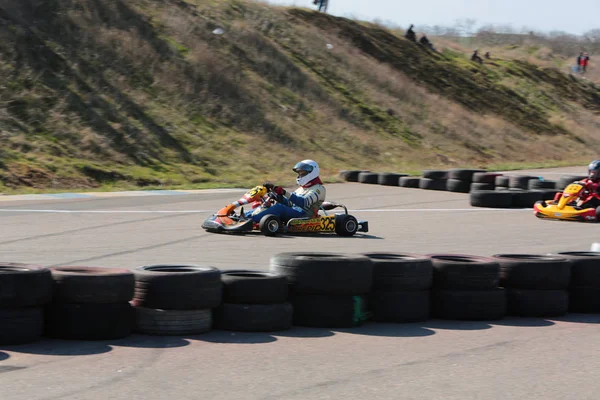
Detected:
[471,49,483,64]
[405,24,417,42]
[484,51,491,59]
[581,52,590,73]
[577,52,583,72]
[419,34,436,51]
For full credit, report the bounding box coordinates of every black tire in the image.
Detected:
[556,175,587,190]
[289,293,370,328]
[446,179,471,193]
[270,252,373,295]
[495,176,510,187]
[509,175,538,190]
[431,289,506,320]
[259,214,281,236]
[134,307,212,335]
[506,289,568,317]
[377,172,407,186]
[213,303,293,332]
[422,170,448,179]
[133,265,222,310]
[448,169,486,182]
[428,254,500,290]
[472,172,502,184]
[555,251,600,288]
[362,252,433,291]
[45,302,133,340]
[511,190,546,208]
[568,287,600,313]
[0,308,44,345]
[370,290,430,322]
[49,266,134,304]
[335,214,358,237]
[493,254,571,289]
[495,186,509,191]
[528,179,556,189]
[399,177,420,188]
[0,263,53,308]
[470,182,495,191]
[358,172,378,184]
[419,178,447,191]
[470,190,513,208]
[221,270,288,304]
[343,170,369,182]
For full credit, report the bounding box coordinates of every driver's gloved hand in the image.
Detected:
[263,182,274,191]
[273,186,286,196]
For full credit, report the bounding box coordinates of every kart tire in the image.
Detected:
[470,182,494,191]
[419,178,447,191]
[133,265,222,310]
[399,177,420,188]
[495,176,510,187]
[221,270,288,304]
[49,266,135,304]
[378,172,407,186]
[45,302,134,340]
[448,169,486,182]
[288,293,371,328]
[335,214,358,236]
[492,254,571,290]
[568,287,600,313]
[0,263,53,308]
[422,170,448,180]
[213,302,293,332]
[358,172,378,184]
[370,290,430,322]
[470,190,513,208]
[555,251,600,288]
[134,307,212,335]
[473,172,502,184]
[270,252,373,295]
[431,289,506,320]
[428,254,500,290]
[506,289,568,317]
[446,179,471,193]
[362,252,433,291]
[259,215,281,236]
[0,307,44,345]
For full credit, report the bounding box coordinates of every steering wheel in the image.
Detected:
[267,191,284,203]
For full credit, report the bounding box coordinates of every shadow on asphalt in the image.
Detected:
[422,320,493,330]
[335,323,435,337]
[109,334,191,349]
[551,313,600,324]
[0,351,9,361]
[491,317,555,327]
[274,327,335,338]
[0,339,112,356]
[195,331,278,344]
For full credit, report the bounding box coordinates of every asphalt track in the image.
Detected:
[0,166,599,400]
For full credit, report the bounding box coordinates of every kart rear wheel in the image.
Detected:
[335,214,358,237]
[259,215,281,236]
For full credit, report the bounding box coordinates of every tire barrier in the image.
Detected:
[377,172,408,186]
[556,175,587,190]
[339,170,370,182]
[0,263,52,345]
[270,253,373,328]
[399,176,420,188]
[357,172,379,184]
[3,251,600,343]
[419,178,447,191]
[44,267,134,340]
[131,265,221,335]
[470,189,558,208]
[213,270,292,332]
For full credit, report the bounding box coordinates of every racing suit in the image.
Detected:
[575,178,600,209]
[247,178,326,223]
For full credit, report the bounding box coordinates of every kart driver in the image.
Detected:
[575,160,600,209]
[222,159,326,222]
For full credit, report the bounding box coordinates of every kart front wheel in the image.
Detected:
[259,215,281,236]
[335,214,358,237]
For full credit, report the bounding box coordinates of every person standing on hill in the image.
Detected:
[580,52,590,73]
[577,52,583,72]
[405,24,417,42]
[313,0,328,13]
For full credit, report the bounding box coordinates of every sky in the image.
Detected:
[262,0,600,36]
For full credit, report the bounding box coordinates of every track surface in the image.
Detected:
[0,166,598,400]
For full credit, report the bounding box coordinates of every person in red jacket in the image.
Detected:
[580,52,590,73]
[575,160,600,209]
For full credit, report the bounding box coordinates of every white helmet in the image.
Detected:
[293,159,320,186]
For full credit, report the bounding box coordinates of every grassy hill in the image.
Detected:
[1,0,599,193]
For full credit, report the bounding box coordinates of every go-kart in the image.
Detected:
[201,185,369,236]
[533,181,599,222]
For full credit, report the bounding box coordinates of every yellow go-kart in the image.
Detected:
[533,182,599,222]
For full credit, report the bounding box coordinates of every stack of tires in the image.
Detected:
[495,176,510,190]
[555,252,600,313]
[45,267,135,340]
[399,176,421,188]
[270,253,373,328]
[213,270,293,332]
[0,263,52,344]
[357,172,379,184]
[556,175,587,191]
[419,170,448,191]
[131,265,221,335]
[363,253,432,323]
[377,172,408,186]
[446,169,486,193]
[339,170,370,182]
[470,172,502,192]
[493,254,571,317]
[429,255,506,320]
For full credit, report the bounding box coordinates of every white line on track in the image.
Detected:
[0,208,531,214]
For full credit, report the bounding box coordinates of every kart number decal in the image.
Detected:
[248,187,261,197]
[320,216,335,231]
